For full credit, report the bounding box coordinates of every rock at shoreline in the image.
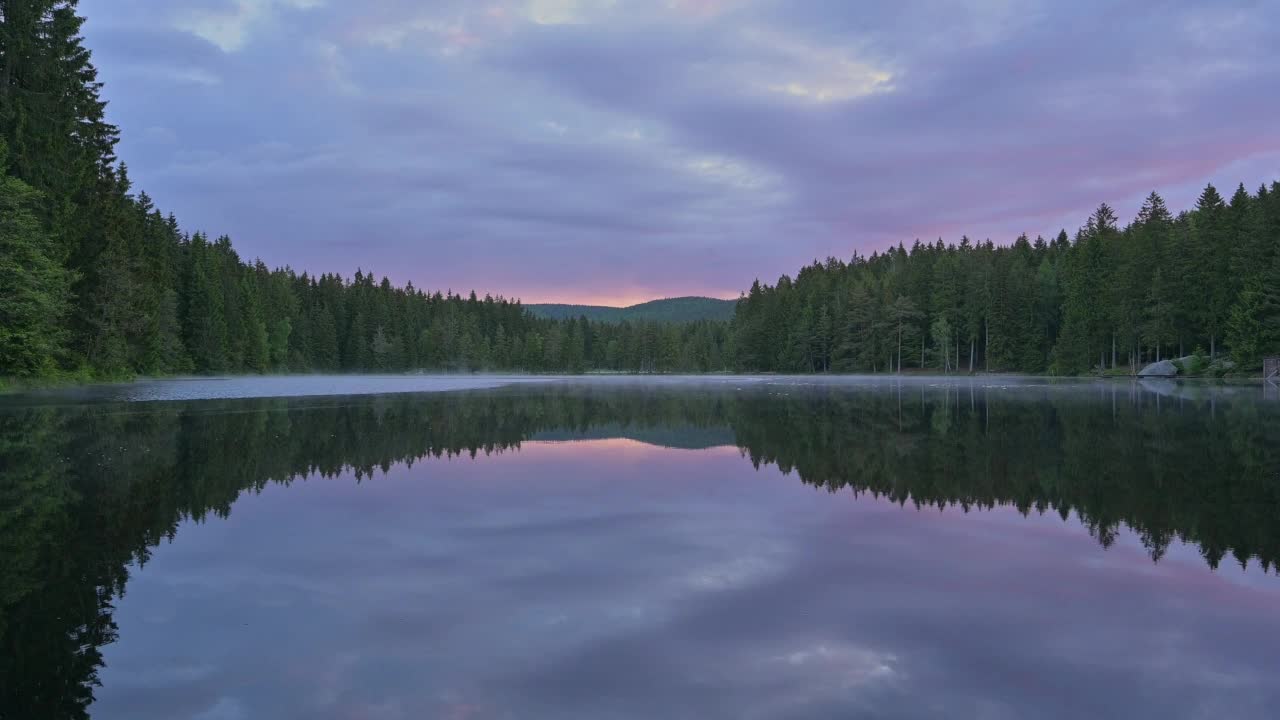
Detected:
[1138,359,1178,377]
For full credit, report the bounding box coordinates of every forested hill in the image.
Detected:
[527,297,736,323]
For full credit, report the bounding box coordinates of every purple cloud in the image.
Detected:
[83,0,1280,303]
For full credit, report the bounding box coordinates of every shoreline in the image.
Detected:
[4,369,1269,396]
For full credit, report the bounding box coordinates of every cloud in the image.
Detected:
[525,0,618,26]
[171,0,326,52]
[79,0,1280,302]
[732,26,894,103]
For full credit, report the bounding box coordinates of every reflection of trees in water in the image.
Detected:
[732,384,1280,572]
[1,384,1277,718]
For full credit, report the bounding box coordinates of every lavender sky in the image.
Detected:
[84,0,1280,305]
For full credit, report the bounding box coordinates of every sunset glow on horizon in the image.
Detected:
[517,291,740,308]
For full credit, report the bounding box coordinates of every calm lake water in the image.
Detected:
[2,376,1278,719]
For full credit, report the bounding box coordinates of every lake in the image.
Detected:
[2,375,1278,719]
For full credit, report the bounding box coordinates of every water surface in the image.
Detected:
[2,376,1278,719]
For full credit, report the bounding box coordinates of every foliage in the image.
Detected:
[0,141,73,375]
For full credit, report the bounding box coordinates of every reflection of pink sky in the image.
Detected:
[419,438,753,496]
[523,437,741,458]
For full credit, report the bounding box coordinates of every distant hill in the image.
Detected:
[526,296,736,323]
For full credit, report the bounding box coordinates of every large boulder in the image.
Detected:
[1138,359,1178,377]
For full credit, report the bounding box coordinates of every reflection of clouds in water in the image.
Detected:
[95,443,805,719]
[90,427,1280,720]
[686,554,782,592]
[737,642,901,718]
[482,517,792,649]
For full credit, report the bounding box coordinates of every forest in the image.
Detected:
[1,1,1277,381]
[732,189,1280,375]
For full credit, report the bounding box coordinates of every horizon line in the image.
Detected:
[520,293,741,309]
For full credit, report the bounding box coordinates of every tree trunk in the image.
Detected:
[0,0,12,104]
[969,339,975,373]
[1210,334,1216,360]
[984,322,989,373]
[1111,334,1116,369]
[897,327,902,374]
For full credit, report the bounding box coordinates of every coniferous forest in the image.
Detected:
[732,191,1280,375]
[2,1,1278,381]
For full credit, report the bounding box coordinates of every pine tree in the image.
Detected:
[239,276,269,372]
[835,283,877,371]
[930,316,952,371]
[887,296,922,373]
[1227,277,1264,369]
[0,143,73,375]
[1192,184,1229,357]
[1033,257,1060,369]
[1226,254,1280,369]
[1,1,119,256]
[312,305,339,370]
[370,325,394,369]
[1143,268,1176,361]
[182,235,228,373]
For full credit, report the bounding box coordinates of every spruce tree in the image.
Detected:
[0,142,73,375]
[1193,184,1229,357]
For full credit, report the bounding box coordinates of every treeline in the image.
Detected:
[136,232,732,374]
[731,187,1280,375]
[0,2,727,379]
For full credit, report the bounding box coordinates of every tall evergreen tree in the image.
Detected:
[0,141,73,375]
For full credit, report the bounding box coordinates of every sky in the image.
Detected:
[83,0,1280,306]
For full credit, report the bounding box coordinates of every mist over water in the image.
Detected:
[2,377,1277,719]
